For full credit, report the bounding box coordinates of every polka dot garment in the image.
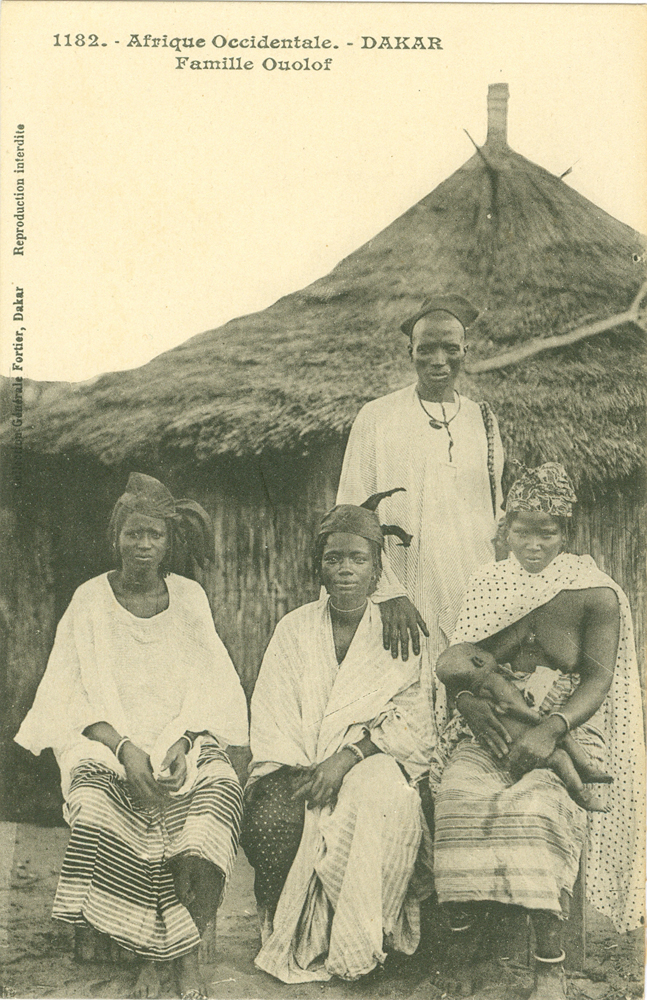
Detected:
[241,768,305,915]
[450,551,646,934]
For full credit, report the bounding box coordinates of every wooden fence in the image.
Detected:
[1,446,644,821]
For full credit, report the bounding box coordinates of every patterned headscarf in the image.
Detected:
[503,462,577,519]
[318,488,413,549]
[110,472,215,568]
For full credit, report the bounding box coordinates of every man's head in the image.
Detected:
[401,295,478,402]
[408,311,467,401]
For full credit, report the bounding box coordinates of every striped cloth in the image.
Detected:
[256,755,427,982]
[337,384,504,728]
[433,675,603,917]
[53,739,243,960]
[434,740,587,915]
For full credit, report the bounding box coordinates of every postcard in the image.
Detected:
[1,3,645,999]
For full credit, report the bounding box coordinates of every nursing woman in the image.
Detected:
[432,464,645,1000]
[242,491,435,983]
[15,474,249,1000]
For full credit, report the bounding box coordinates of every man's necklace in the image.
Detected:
[416,391,461,462]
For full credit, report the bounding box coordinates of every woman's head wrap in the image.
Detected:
[503,462,577,519]
[318,488,413,549]
[400,294,479,339]
[110,472,215,569]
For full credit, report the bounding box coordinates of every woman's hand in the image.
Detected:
[507,720,562,778]
[293,752,356,810]
[121,742,166,807]
[156,739,189,793]
[379,597,429,660]
[457,692,512,760]
[289,766,316,802]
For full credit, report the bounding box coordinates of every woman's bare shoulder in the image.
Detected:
[583,585,620,614]
[554,585,619,616]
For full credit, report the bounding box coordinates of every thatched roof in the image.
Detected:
[16,86,647,488]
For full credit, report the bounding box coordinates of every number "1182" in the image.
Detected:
[53,34,100,46]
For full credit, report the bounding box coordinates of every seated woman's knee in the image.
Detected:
[339,753,412,811]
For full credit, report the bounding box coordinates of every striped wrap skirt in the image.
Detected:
[52,739,244,960]
[433,739,594,918]
[433,673,606,918]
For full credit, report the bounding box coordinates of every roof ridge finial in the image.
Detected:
[486,83,509,148]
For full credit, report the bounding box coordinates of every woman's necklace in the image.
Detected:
[416,391,461,462]
[112,571,167,617]
[330,600,367,614]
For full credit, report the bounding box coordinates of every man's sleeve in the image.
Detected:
[491,410,505,514]
[337,404,407,602]
[337,405,378,504]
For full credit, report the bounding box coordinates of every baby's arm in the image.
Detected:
[437,644,540,723]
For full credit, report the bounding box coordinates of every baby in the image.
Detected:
[450,644,612,812]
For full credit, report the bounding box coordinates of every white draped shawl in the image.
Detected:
[248,597,436,982]
[15,573,249,799]
[451,552,645,934]
[249,596,435,782]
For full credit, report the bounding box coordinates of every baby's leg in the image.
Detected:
[562,734,613,784]
[548,748,609,812]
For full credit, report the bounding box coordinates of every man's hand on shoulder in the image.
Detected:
[379,596,429,660]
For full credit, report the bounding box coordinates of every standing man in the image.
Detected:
[337,295,504,727]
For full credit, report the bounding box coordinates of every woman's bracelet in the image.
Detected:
[455,690,473,706]
[547,712,571,733]
[343,743,365,764]
[114,736,131,763]
[180,734,194,753]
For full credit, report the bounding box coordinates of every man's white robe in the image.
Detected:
[337,384,504,725]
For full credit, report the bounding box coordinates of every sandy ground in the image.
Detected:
[0,823,643,1000]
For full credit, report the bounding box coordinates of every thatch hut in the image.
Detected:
[3,85,645,821]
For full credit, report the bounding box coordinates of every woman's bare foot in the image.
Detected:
[572,788,610,812]
[437,931,483,997]
[74,923,101,963]
[132,960,163,999]
[175,948,207,999]
[199,918,218,965]
[529,962,566,999]
[575,762,613,784]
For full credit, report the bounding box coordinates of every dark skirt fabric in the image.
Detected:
[241,767,306,914]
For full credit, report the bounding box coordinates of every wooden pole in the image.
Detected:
[466,279,647,375]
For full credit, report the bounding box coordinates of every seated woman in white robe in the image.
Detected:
[242,491,436,984]
[15,473,250,1000]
